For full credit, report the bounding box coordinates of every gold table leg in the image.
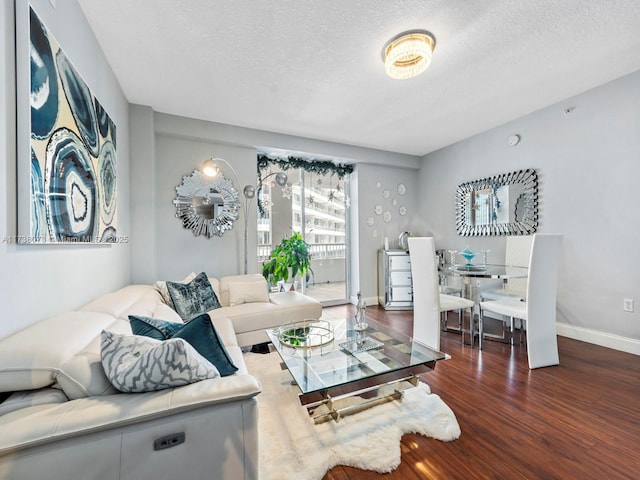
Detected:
[306,375,420,424]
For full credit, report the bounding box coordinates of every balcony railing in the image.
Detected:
[257,243,346,263]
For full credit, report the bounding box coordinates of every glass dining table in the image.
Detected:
[440,263,529,339]
[444,263,529,285]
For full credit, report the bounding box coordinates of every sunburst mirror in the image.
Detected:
[173,170,240,238]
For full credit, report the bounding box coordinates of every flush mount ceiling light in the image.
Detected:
[382,30,436,80]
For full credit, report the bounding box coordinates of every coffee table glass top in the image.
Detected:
[266,317,446,397]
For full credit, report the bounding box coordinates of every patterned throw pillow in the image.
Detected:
[100,330,219,393]
[130,314,238,377]
[167,272,221,322]
[154,272,197,308]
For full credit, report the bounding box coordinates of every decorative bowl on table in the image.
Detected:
[459,247,478,265]
[277,319,334,348]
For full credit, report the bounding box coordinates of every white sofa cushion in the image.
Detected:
[0,311,120,393]
[0,388,68,416]
[208,291,322,335]
[55,318,131,399]
[227,277,270,306]
[100,331,219,393]
[218,274,265,307]
[79,285,166,320]
[152,302,183,323]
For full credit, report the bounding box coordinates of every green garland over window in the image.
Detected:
[256,153,354,216]
[257,153,354,179]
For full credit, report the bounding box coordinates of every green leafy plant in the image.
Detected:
[280,327,311,346]
[262,231,312,284]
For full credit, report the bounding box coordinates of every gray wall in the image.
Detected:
[351,163,420,304]
[419,70,640,353]
[0,0,130,338]
[129,110,421,303]
[129,106,258,282]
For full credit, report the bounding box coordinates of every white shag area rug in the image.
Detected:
[244,352,461,480]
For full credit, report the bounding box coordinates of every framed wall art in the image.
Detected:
[16,4,117,244]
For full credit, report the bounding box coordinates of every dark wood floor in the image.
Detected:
[321,305,640,480]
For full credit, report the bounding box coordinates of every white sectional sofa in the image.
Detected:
[0,275,321,480]
[202,274,322,347]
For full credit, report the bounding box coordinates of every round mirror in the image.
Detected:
[173,170,240,238]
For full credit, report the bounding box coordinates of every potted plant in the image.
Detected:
[262,231,312,291]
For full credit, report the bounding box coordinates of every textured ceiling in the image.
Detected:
[77,0,640,156]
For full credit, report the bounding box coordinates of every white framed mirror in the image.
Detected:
[173,169,240,237]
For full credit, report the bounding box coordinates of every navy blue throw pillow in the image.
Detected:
[166,272,221,322]
[129,315,183,340]
[130,314,238,377]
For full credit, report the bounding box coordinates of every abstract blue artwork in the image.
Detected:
[22,6,117,244]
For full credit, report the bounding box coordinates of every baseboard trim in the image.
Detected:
[341,306,639,356]
[557,323,640,356]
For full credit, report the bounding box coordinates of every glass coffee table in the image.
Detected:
[266,316,447,423]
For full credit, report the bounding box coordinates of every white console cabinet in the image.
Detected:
[378,249,413,310]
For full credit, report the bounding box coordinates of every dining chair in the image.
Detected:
[480,235,533,302]
[408,237,476,350]
[478,233,563,369]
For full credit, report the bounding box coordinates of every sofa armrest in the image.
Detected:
[0,373,261,454]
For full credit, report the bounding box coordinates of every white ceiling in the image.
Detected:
[77,0,640,157]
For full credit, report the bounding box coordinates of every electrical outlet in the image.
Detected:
[623,298,634,313]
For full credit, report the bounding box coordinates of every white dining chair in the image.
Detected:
[408,237,476,350]
[480,235,533,302]
[478,233,563,369]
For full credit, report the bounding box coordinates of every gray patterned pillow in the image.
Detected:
[167,272,221,322]
[100,330,219,393]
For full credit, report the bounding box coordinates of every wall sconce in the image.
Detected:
[201,157,288,274]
